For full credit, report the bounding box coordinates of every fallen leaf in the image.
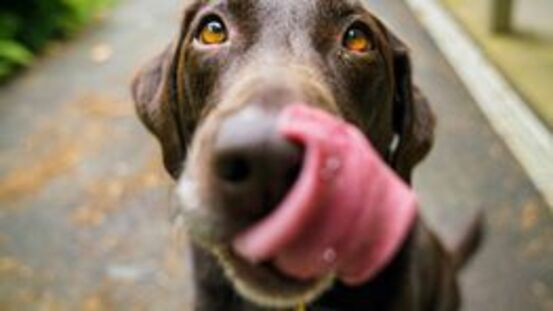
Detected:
[90,43,113,64]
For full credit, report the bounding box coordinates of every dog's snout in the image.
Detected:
[211,106,303,219]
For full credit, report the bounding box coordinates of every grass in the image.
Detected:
[440,0,553,128]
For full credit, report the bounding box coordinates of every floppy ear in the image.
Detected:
[131,2,201,178]
[388,32,435,183]
[132,44,184,178]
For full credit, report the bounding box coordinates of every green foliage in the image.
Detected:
[0,0,115,81]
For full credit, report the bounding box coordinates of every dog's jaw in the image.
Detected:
[176,177,336,308]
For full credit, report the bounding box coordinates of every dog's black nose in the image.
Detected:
[212,107,303,220]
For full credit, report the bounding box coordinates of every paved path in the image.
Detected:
[0,0,551,310]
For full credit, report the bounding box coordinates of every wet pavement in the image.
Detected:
[0,0,551,310]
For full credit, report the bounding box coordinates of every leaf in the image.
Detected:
[0,60,15,81]
[0,13,21,39]
[0,40,34,65]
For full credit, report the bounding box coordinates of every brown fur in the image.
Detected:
[131,0,481,309]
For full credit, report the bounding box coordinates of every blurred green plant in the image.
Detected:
[0,0,115,81]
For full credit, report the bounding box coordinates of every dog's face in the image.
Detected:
[132,0,434,306]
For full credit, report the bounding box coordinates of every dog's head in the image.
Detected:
[132,0,434,306]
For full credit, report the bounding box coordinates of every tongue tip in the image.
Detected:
[231,111,326,264]
[231,149,323,263]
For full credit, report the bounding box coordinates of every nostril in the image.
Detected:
[285,156,303,189]
[216,155,251,183]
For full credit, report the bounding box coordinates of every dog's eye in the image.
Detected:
[343,26,372,53]
[197,16,228,45]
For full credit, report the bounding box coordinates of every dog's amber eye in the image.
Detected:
[343,26,372,53]
[198,17,228,45]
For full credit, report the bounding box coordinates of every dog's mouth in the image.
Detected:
[176,105,417,308]
[207,245,335,308]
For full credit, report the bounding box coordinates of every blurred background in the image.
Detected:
[442,0,553,132]
[0,0,551,310]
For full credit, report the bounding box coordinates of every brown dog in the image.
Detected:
[131,0,481,310]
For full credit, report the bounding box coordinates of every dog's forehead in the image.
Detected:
[203,0,364,21]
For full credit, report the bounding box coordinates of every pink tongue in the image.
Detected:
[232,105,417,285]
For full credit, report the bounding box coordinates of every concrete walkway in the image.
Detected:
[0,0,551,310]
